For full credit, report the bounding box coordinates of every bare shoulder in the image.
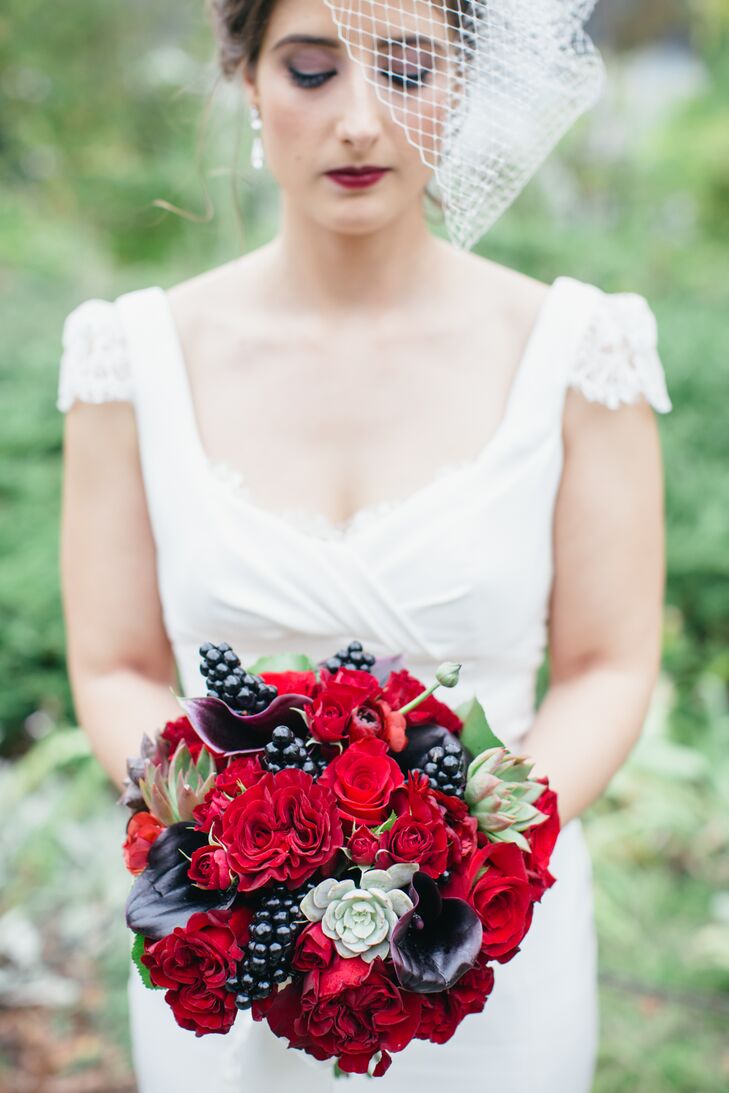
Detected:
[164,245,275,331]
[439,242,552,332]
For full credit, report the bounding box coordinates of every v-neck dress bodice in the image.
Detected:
[112,275,610,754]
[57,271,671,1093]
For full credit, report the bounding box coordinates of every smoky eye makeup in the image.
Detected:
[284,49,339,88]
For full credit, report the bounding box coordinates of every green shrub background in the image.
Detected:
[1,1,727,1087]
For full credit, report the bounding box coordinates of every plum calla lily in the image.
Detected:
[176,692,314,756]
[125,822,237,939]
[390,870,482,993]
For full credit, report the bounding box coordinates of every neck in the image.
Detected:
[262,196,450,322]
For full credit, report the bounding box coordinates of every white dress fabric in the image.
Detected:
[57,274,672,1093]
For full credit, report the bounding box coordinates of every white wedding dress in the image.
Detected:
[57,273,672,1093]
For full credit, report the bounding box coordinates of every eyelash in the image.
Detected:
[286,65,431,91]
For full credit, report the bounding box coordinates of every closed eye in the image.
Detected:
[287,66,337,89]
[287,64,432,91]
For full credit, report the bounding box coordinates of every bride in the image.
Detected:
[57,0,672,1089]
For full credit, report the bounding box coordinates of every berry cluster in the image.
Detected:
[262,725,327,778]
[323,639,376,674]
[418,740,467,798]
[227,879,319,1008]
[199,642,277,714]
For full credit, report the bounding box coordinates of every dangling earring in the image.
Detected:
[249,105,264,170]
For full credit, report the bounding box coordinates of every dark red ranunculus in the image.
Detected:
[292,922,335,972]
[349,696,408,752]
[431,787,479,871]
[123,810,164,875]
[380,669,464,734]
[254,955,421,1075]
[464,841,534,963]
[415,953,495,1044]
[523,784,561,901]
[318,737,404,827]
[219,768,342,891]
[377,772,449,877]
[141,907,253,1036]
[188,844,233,890]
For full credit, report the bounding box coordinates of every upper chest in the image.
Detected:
[164,288,549,523]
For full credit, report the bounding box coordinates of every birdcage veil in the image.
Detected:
[320,0,606,249]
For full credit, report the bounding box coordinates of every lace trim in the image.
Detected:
[568,291,673,413]
[207,456,479,542]
[56,298,132,412]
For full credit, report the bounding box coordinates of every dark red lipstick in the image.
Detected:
[325,165,390,188]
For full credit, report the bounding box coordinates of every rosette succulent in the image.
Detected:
[139,742,217,826]
[300,863,418,962]
[464,746,548,851]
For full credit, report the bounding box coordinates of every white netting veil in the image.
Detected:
[320,0,606,249]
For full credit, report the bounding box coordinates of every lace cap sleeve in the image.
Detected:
[57,298,132,412]
[569,290,672,414]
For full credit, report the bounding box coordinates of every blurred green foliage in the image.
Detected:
[1,4,728,1086]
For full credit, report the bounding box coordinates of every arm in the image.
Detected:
[521,388,666,827]
[59,399,184,792]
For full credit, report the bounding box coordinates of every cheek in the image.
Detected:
[262,89,318,175]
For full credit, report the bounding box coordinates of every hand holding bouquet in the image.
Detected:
[121,641,560,1078]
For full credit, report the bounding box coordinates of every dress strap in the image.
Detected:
[496,276,605,460]
[113,286,205,514]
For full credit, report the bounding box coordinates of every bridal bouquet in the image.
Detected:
[121,640,560,1078]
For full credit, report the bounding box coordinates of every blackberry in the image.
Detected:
[418,740,467,798]
[262,725,327,778]
[198,641,278,714]
[226,878,319,1008]
[323,639,376,675]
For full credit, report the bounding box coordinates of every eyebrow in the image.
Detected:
[272,33,446,53]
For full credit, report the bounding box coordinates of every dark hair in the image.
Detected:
[207,0,476,80]
[207,0,271,77]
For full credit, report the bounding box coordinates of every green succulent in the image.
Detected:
[464,746,549,852]
[300,863,417,962]
[138,742,217,826]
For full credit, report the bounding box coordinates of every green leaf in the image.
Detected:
[131,931,163,990]
[248,653,317,674]
[455,697,505,756]
[371,810,398,836]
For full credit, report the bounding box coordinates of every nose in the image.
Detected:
[334,59,385,150]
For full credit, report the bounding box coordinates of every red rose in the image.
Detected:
[160,715,208,764]
[377,772,449,877]
[416,953,495,1044]
[188,844,233,890]
[141,907,252,1036]
[259,670,319,698]
[318,738,404,826]
[255,956,421,1075]
[347,825,380,866]
[193,756,266,834]
[380,669,464,734]
[123,811,164,875]
[349,696,408,752]
[524,785,561,901]
[464,841,534,963]
[219,768,343,891]
[292,922,334,972]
